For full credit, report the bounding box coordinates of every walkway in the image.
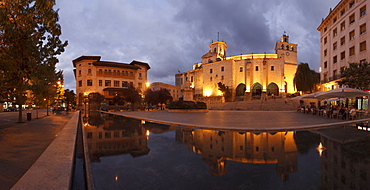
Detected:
[107,110,370,132]
[0,110,78,190]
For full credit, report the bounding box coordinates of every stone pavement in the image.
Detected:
[0,110,78,190]
[108,110,370,132]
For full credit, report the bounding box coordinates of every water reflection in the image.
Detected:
[83,112,370,189]
[84,112,150,162]
[315,126,370,189]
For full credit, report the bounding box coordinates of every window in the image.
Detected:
[333,42,337,50]
[114,80,119,87]
[271,66,275,71]
[129,72,133,77]
[99,80,102,86]
[139,73,142,78]
[360,59,367,63]
[341,51,346,60]
[333,70,337,78]
[78,80,82,87]
[360,41,366,52]
[105,80,111,86]
[130,82,134,87]
[349,1,355,8]
[104,69,107,74]
[113,70,116,75]
[333,17,337,23]
[324,37,327,44]
[324,61,328,68]
[361,6,366,17]
[324,49,327,56]
[221,66,224,71]
[349,30,355,40]
[122,81,128,87]
[105,132,111,138]
[349,46,355,56]
[333,28,337,37]
[117,70,120,75]
[221,75,224,80]
[210,68,213,73]
[341,21,345,31]
[324,27,327,32]
[108,70,111,75]
[78,70,81,75]
[210,77,212,82]
[99,69,102,74]
[138,83,142,89]
[88,69,91,74]
[255,66,259,71]
[360,23,366,34]
[349,13,355,24]
[341,9,346,16]
[239,67,243,72]
[191,76,193,82]
[333,56,337,63]
[341,36,346,45]
[87,79,92,86]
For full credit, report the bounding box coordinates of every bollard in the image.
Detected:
[27,112,32,121]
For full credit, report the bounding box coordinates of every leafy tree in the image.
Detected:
[217,82,232,102]
[88,92,104,111]
[293,63,320,93]
[0,0,68,122]
[337,62,370,90]
[144,88,173,106]
[64,89,76,109]
[123,85,141,110]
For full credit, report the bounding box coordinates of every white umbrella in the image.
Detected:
[315,87,370,99]
[291,92,323,100]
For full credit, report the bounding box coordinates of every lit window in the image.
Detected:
[114,80,120,87]
[105,80,111,86]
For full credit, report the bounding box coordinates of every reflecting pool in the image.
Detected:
[83,112,370,190]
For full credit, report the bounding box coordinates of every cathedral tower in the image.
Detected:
[275,33,298,64]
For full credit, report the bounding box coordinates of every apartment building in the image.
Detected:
[318,0,368,91]
[149,82,181,101]
[72,56,150,107]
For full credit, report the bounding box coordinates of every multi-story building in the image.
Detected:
[149,82,181,101]
[318,0,369,91]
[176,34,298,101]
[72,56,150,107]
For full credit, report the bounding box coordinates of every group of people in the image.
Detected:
[299,104,357,120]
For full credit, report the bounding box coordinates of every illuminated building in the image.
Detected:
[149,82,181,101]
[318,0,369,91]
[175,34,298,100]
[72,56,150,107]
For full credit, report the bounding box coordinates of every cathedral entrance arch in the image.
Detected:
[267,83,279,96]
[251,83,263,97]
[236,83,246,96]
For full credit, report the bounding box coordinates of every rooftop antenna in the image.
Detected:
[217,32,220,41]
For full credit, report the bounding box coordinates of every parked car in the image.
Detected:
[4,107,17,112]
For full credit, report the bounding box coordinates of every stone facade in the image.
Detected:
[72,56,150,107]
[149,82,181,101]
[176,35,298,100]
[318,0,369,91]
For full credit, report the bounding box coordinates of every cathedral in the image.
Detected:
[175,34,298,100]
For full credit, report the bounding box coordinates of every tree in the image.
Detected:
[337,62,370,90]
[293,63,320,93]
[0,0,68,122]
[123,85,141,110]
[217,82,232,102]
[64,89,76,109]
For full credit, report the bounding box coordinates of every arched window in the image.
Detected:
[286,45,289,50]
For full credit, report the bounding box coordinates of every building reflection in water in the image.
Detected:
[83,111,150,162]
[315,125,370,190]
[176,129,298,179]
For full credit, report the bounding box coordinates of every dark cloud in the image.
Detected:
[55,0,339,90]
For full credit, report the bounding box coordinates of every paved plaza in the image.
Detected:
[108,110,369,131]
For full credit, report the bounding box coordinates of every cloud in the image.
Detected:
[55,0,340,90]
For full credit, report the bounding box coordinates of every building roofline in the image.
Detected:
[72,56,101,67]
[317,0,348,31]
[93,61,141,70]
[130,60,151,70]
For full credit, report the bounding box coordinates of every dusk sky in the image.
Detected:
[55,0,340,91]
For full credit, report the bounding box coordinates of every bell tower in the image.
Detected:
[275,33,298,64]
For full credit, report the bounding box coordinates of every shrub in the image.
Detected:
[167,100,207,109]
